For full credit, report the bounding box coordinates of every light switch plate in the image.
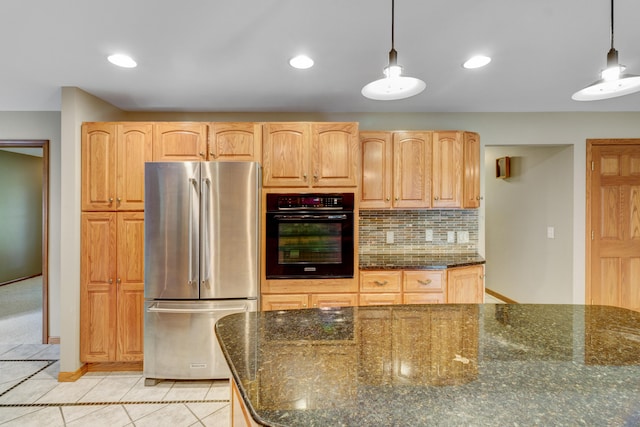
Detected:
[547,226,555,239]
[386,231,395,244]
[447,231,456,243]
[425,229,433,242]
[457,231,469,243]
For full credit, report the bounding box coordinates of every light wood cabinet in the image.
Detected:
[209,122,262,162]
[447,264,485,304]
[359,270,402,293]
[261,293,358,311]
[463,132,481,208]
[393,131,433,208]
[432,131,463,208]
[152,122,208,161]
[359,293,403,306]
[360,132,393,208]
[80,212,144,362]
[403,270,447,304]
[81,122,152,211]
[360,130,480,209]
[262,122,358,187]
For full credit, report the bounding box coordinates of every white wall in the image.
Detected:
[485,145,573,303]
[59,88,126,373]
[6,99,639,373]
[0,111,61,337]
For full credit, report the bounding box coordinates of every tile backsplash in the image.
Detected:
[359,210,478,255]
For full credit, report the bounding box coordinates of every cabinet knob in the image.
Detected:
[116,278,121,284]
[199,152,205,157]
[209,152,215,157]
[313,174,318,181]
[395,197,399,201]
[116,197,122,203]
[108,278,113,284]
[386,197,390,202]
[303,303,307,307]
[476,196,481,200]
[108,197,114,205]
[303,173,307,181]
[434,196,439,201]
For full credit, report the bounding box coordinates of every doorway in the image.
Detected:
[0,140,49,344]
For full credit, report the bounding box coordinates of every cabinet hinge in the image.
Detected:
[591,230,595,240]
[591,161,594,171]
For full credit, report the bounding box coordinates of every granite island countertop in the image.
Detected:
[216,304,640,426]
[359,252,485,270]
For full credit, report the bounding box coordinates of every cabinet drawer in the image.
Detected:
[403,270,445,293]
[360,271,402,293]
[261,294,309,311]
[403,293,445,305]
[311,293,358,308]
[359,293,402,306]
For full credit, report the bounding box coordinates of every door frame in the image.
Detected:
[585,138,640,306]
[0,140,49,344]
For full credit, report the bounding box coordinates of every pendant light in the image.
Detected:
[572,0,640,101]
[362,0,426,100]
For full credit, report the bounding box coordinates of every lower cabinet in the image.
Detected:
[447,265,485,304]
[80,212,144,362]
[261,293,358,311]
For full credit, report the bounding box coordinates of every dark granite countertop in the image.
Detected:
[359,252,485,270]
[216,304,640,426]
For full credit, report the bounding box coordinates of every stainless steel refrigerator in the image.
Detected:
[143,161,260,383]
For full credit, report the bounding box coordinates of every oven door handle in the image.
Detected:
[272,214,348,220]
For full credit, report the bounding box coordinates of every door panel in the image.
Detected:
[589,142,640,312]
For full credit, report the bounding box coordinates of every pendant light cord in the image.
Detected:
[610,0,614,49]
[391,0,395,50]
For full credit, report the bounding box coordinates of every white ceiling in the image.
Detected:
[2,0,640,113]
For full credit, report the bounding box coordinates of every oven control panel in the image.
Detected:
[268,193,354,211]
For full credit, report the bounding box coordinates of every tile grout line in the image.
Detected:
[0,359,57,399]
[0,399,230,408]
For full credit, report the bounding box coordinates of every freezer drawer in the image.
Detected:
[144,299,257,381]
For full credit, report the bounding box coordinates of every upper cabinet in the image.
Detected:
[360,130,480,209]
[82,122,152,211]
[209,122,262,162]
[152,122,208,161]
[263,122,358,187]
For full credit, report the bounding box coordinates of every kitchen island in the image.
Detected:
[216,304,640,426]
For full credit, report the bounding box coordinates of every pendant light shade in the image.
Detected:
[362,0,426,100]
[572,0,640,101]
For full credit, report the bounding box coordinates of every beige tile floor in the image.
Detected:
[0,344,230,426]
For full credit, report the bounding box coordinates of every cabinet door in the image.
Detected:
[360,132,393,209]
[116,212,145,361]
[447,265,484,304]
[80,212,117,362]
[432,131,463,208]
[393,132,432,208]
[261,294,309,311]
[311,122,358,187]
[82,123,117,211]
[209,122,262,162]
[262,123,310,187]
[152,122,208,161]
[311,293,358,308]
[117,123,152,211]
[463,132,481,208]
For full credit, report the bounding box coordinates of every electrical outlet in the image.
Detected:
[547,226,555,239]
[386,231,395,244]
[425,229,433,242]
[457,231,469,243]
[447,231,456,243]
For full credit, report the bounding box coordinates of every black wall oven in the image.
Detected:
[265,193,354,279]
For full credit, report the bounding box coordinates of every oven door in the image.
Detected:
[265,212,354,279]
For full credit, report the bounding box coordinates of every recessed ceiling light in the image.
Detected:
[107,54,137,68]
[289,55,314,69]
[463,55,491,69]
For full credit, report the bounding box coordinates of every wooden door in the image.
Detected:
[447,265,484,304]
[393,132,432,208]
[116,212,145,361]
[262,123,310,187]
[209,122,262,162]
[588,141,640,312]
[311,122,359,187]
[463,132,481,208]
[80,212,117,362]
[116,123,152,211]
[360,132,393,208]
[81,123,117,211]
[152,122,208,161]
[432,131,463,208]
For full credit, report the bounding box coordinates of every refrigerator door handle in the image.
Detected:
[201,177,211,287]
[188,177,198,286]
[146,303,251,313]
